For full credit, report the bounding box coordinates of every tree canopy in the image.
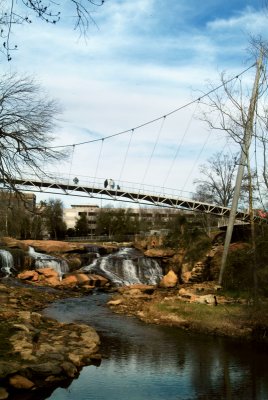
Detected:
[75,213,89,236]
[96,207,140,239]
[42,198,66,239]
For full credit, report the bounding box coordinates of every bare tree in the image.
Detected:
[0,72,67,192]
[193,153,239,207]
[198,47,268,206]
[193,152,259,209]
[197,46,267,292]
[0,0,105,60]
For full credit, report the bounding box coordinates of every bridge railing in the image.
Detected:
[17,171,196,202]
[10,171,262,219]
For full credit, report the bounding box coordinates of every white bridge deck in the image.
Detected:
[1,173,266,223]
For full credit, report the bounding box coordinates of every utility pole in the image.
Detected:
[218,50,263,286]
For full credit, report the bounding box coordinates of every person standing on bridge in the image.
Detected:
[108,179,115,189]
[104,179,108,188]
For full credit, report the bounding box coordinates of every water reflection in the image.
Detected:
[44,293,268,400]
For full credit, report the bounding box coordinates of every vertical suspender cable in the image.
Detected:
[119,129,134,183]
[68,145,75,185]
[141,116,166,186]
[93,138,104,186]
[181,107,223,195]
[181,129,212,193]
[162,102,198,188]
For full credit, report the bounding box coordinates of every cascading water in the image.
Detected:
[0,249,15,277]
[82,247,163,286]
[28,246,69,279]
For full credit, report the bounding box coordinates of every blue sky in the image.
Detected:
[3,0,268,207]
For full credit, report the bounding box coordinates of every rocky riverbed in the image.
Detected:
[1,236,268,399]
[0,279,101,400]
[1,278,268,399]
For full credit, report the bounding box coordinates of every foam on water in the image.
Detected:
[28,246,69,279]
[0,249,15,276]
[82,247,163,286]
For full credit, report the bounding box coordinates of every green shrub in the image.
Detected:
[163,214,212,265]
[222,227,268,297]
[223,247,253,292]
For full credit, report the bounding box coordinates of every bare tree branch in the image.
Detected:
[193,152,239,207]
[0,72,68,193]
[0,0,105,60]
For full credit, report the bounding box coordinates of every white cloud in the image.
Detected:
[1,1,266,207]
[207,7,268,34]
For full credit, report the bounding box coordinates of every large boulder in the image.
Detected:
[61,273,109,288]
[1,237,94,254]
[18,268,61,286]
[118,284,156,295]
[9,374,35,389]
[144,248,176,258]
[17,269,109,289]
[18,270,39,281]
[159,270,178,288]
[61,273,90,286]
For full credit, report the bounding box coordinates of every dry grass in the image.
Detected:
[109,285,268,342]
[144,298,268,338]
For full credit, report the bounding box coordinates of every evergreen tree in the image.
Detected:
[43,199,66,239]
[75,213,89,236]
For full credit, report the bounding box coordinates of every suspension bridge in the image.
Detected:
[1,61,267,226]
[2,172,265,224]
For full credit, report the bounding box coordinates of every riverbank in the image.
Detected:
[0,279,101,400]
[1,237,268,398]
[1,277,268,399]
[107,282,268,345]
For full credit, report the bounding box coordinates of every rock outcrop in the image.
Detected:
[0,281,101,399]
[17,268,109,290]
[0,237,120,276]
[181,261,210,283]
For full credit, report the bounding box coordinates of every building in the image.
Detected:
[63,204,180,236]
[63,205,100,233]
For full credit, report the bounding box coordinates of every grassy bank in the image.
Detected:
[108,285,268,345]
[153,299,264,337]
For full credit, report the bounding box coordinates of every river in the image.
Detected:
[43,292,268,400]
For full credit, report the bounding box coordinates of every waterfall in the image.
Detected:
[82,247,163,286]
[0,249,15,277]
[28,246,69,279]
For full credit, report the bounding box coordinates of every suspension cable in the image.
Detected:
[162,102,198,188]
[118,129,134,182]
[181,129,213,192]
[68,145,75,184]
[93,139,104,185]
[141,116,166,185]
[44,63,256,150]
